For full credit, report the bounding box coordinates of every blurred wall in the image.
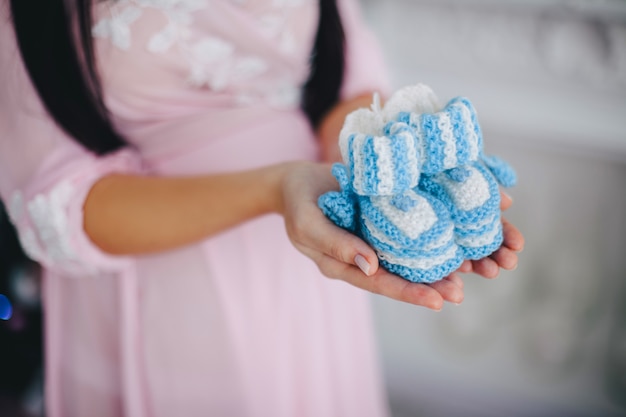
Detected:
[359,0,626,415]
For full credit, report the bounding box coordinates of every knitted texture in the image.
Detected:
[320,83,516,283]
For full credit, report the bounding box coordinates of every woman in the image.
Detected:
[0,0,523,416]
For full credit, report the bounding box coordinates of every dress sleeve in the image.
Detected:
[0,11,143,277]
[337,0,393,100]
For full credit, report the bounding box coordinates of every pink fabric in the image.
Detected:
[0,1,392,416]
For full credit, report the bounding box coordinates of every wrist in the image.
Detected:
[260,162,296,216]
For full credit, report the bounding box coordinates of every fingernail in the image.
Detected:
[503,191,513,202]
[354,254,371,276]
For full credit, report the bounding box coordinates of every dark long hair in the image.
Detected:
[9,0,345,155]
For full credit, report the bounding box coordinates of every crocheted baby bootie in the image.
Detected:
[418,162,504,260]
[357,186,465,283]
[383,83,516,260]
[319,96,464,283]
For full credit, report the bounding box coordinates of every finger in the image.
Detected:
[458,260,473,273]
[429,276,464,304]
[295,207,380,276]
[489,246,518,270]
[314,254,445,310]
[500,190,513,211]
[502,217,525,252]
[444,272,464,289]
[471,257,500,279]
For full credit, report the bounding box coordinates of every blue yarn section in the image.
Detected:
[361,136,379,195]
[421,114,445,174]
[446,167,471,182]
[448,103,471,166]
[347,133,356,191]
[318,191,356,232]
[456,97,483,152]
[481,154,517,187]
[379,249,464,284]
[331,163,350,190]
[320,163,358,231]
[390,194,417,212]
[397,112,411,126]
[391,131,412,193]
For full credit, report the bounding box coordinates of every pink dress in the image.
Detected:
[0,1,391,416]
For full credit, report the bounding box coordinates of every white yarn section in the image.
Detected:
[339,108,384,165]
[438,112,458,169]
[370,191,438,240]
[373,136,395,195]
[455,212,498,231]
[457,220,501,248]
[378,244,458,270]
[371,92,383,115]
[402,130,420,186]
[381,83,441,122]
[434,166,490,211]
[456,102,480,161]
[364,218,454,252]
[350,134,368,194]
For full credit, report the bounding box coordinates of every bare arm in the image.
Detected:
[84,164,289,255]
[84,93,378,257]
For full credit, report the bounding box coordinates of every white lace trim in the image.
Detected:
[93,0,307,108]
[186,37,269,91]
[92,5,143,50]
[8,184,97,276]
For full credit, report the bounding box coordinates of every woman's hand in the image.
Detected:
[278,162,464,311]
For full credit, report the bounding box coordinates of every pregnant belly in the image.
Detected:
[130,107,319,176]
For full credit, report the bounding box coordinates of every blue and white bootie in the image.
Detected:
[418,162,505,259]
[318,97,464,283]
[382,84,516,260]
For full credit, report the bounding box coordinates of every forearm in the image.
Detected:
[83,164,289,255]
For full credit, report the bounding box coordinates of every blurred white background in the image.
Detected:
[359,0,626,416]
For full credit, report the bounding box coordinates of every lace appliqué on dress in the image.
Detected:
[93,0,303,108]
[8,184,97,276]
[92,5,143,50]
